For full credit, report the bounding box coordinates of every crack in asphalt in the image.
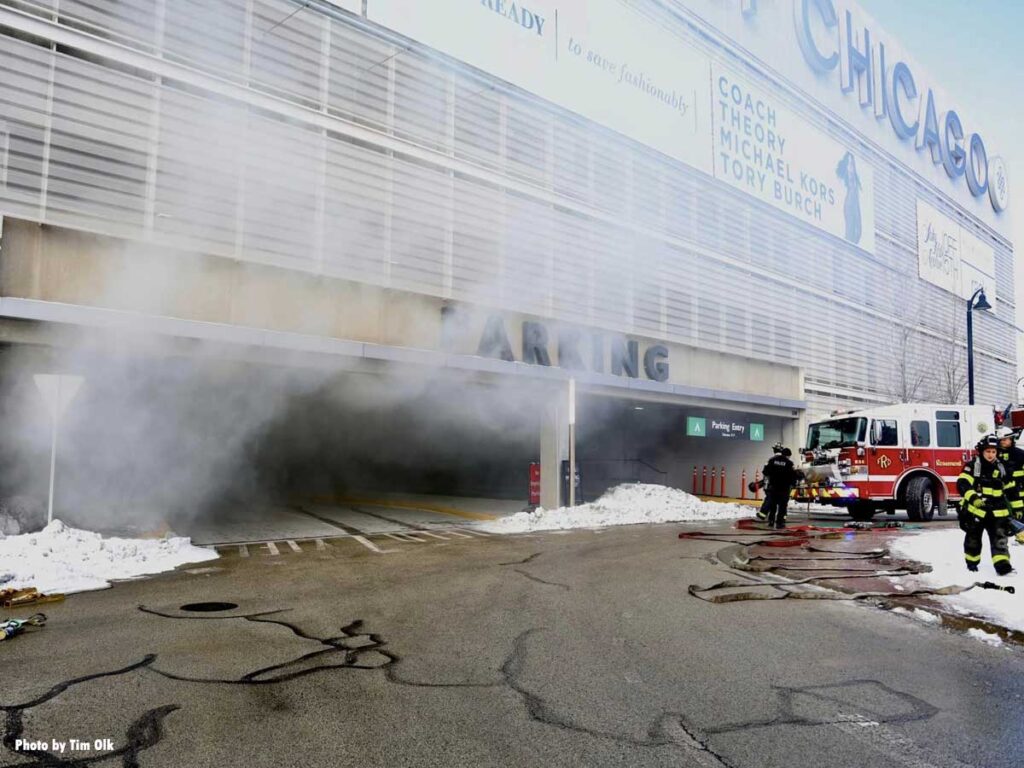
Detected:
[496,628,737,764]
[1,656,177,767]
[498,552,543,566]
[513,569,571,591]
[1,611,397,765]
[703,680,939,734]
[136,610,394,684]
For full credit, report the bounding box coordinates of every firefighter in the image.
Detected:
[762,446,798,529]
[995,425,1024,543]
[755,442,785,521]
[957,434,1017,575]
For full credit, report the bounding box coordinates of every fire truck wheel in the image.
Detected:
[849,502,876,522]
[905,476,936,522]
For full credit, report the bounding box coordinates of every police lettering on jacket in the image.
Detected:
[762,455,797,490]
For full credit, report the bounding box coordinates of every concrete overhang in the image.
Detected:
[0,298,806,417]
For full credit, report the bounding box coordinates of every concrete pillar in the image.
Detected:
[783,415,805,453]
[539,391,568,510]
[788,369,808,452]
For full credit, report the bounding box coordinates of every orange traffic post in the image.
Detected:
[740,469,747,499]
[692,465,698,495]
[702,466,708,495]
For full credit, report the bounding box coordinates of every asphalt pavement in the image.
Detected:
[2,518,1023,768]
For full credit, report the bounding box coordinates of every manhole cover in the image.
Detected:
[179,601,238,612]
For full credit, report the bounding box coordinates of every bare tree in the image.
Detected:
[933,304,968,403]
[887,322,928,403]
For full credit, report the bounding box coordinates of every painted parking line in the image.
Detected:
[352,534,398,554]
[216,525,497,557]
[388,533,423,542]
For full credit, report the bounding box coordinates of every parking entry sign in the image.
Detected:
[686,417,706,437]
[750,423,764,442]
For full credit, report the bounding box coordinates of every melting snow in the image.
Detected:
[0,520,218,595]
[890,529,1023,633]
[967,628,1004,647]
[479,483,750,533]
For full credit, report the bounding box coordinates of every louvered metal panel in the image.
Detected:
[163,0,248,77]
[250,0,324,105]
[321,135,390,284]
[326,20,391,130]
[57,0,158,49]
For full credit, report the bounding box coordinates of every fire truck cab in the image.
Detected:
[795,403,996,522]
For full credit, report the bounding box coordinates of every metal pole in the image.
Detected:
[568,379,576,508]
[46,377,60,525]
[967,297,975,406]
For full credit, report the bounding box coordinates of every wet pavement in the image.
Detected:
[2,516,1023,767]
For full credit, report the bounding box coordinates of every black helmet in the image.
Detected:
[781,447,792,457]
[976,434,1000,453]
[771,441,784,453]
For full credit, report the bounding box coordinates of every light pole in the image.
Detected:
[966,287,992,405]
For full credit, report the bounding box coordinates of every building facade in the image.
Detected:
[0,0,1014,509]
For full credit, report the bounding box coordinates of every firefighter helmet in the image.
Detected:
[771,441,784,453]
[976,434,1000,453]
[995,426,1015,440]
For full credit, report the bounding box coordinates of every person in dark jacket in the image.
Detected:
[996,426,1024,542]
[755,442,785,521]
[762,447,798,529]
[957,434,1017,575]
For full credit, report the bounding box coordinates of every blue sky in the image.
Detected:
[857,0,1023,377]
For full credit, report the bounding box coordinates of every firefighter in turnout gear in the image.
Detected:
[995,425,1024,542]
[755,442,785,522]
[762,447,798,529]
[957,434,1017,575]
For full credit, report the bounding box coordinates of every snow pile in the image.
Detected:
[890,530,1024,632]
[967,628,1004,647]
[479,484,750,534]
[0,520,218,595]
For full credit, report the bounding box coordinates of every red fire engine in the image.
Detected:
[794,403,1002,522]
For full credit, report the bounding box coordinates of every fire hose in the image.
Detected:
[689,576,1015,604]
[681,520,1017,604]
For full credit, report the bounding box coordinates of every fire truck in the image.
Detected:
[794,403,1002,522]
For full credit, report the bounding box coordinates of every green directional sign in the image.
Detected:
[686,416,706,437]
[750,423,765,442]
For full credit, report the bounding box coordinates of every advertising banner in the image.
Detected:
[673,0,1008,233]
[711,65,875,253]
[366,0,712,172]
[916,199,997,303]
